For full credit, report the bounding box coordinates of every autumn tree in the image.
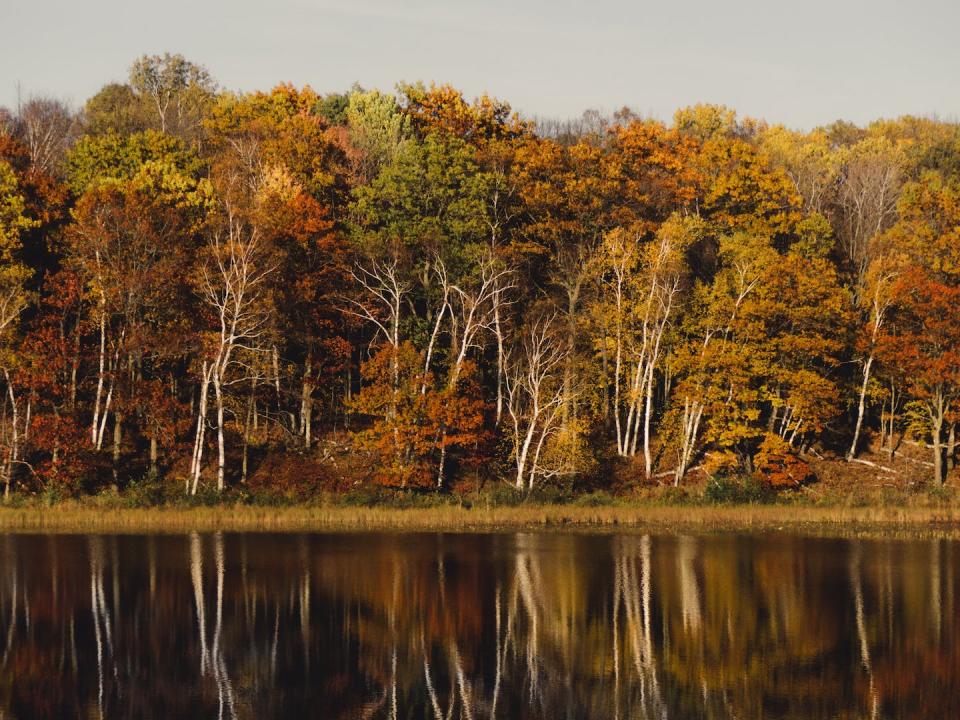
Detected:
[668,233,848,478]
[190,195,275,494]
[348,341,487,488]
[0,159,37,495]
[204,85,352,449]
[877,269,960,484]
[593,215,694,477]
[504,316,568,490]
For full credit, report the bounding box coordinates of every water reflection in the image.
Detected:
[0,531,956,719]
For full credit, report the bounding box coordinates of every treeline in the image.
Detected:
[1,53,959,498]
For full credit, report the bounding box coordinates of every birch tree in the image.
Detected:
[191,206,275,493]
[505,316,567,490]
[597,215,691,477]
[847,251,903,459]
[0,160,34,495]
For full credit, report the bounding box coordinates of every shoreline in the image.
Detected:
[2,503,960,538]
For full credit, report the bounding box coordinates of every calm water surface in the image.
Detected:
[0,531,955,719]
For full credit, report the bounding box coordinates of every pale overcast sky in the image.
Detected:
[3,0,958,129]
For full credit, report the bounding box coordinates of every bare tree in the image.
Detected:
[130,53,216,138]
[15,96,76,176]
[834,139,903,294]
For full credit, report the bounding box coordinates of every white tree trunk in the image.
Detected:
[848,354,874,461]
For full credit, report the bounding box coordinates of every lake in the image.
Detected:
[0,530,954,718]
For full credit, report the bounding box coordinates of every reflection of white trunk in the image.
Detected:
[612,548,621,720]
[191,532,235,720]
[190,533,209,674]
[850,543,879,720]
[641,536,655,677]
[90,557,103,719]
[613,535,663,715]
[490,584,504,720]
[389,642,398,720]
[450,640,474,720]
[493,575,521,720]
[212,532,235,720]
[515,543,541,701]
[299,539,311,667]
[422,635,444,720]
[147,536,156,601]
[2,537,17,665]
[931,539,942,641]
[678,536,701,632]
[88,536,114,719]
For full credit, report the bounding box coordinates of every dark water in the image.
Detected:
[0,531,956,719]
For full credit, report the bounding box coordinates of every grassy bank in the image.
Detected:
[4,499,960,537]
[4,446,960,536]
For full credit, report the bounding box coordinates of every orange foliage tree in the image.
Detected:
[876,268,960,484]
[348,342,487,489]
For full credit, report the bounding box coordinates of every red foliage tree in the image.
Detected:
[876,267,960,483]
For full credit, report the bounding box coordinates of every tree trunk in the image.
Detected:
[933,438,945,485]
[70,306,81,410]
[92,310,106,445]
[948,424,957,472]
[300,375,314,451]
[494,301,505,424]
[4,375,18,500]
[932,405,946,485]
[213,373,226,492]
[190,362,211,495]
[112,412,122,484]
[675,398,703,486]
[149,434,158,474]
[436,443,446,490]
[242,385,255,485]
[887,383,898,460]
[848,354,874,460]
[642,362,655,479]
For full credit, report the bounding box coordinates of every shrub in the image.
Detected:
[753,434,813,488]
[572,490,617,507]
[124,470,167,507]
[704,475,775,504]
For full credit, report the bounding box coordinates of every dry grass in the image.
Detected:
[3,502,960,538]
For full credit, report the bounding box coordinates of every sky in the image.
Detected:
[3,0,959,129]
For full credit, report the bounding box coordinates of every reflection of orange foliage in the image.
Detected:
[753,434,813,487]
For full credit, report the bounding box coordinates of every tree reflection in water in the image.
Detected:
[0,532,956,719]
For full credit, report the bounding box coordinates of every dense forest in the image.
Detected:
[1,53,959,500]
